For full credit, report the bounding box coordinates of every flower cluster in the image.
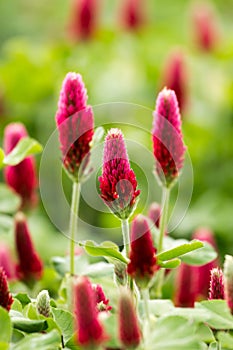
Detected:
[0,267,13,312]
[99,128,140,219]
[55,72,94,181]
[152,88,186,187]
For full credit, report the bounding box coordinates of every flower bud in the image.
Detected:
[0,267,13,311]
[209,268,224,300]
[93,284,112,312]
[175,263,195,307]
[118,288,141,349]
[0,243,16,280]
[36,290,51,317]
[99,129,140,219]
[14,212,43,284]
[148,202,161,228]
[120,0,145,31]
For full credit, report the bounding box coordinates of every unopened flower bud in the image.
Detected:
[36,290,50,317]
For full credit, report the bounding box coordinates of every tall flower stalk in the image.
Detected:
[99,128,140,260]
[152,88,186,297]
[55,72,94,276]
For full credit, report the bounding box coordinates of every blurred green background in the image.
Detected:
[0,0,233,263]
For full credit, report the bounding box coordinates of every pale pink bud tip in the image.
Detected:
[74,276,107,346]
[15,212,43,283]
[118,288,141,348]
[0,267,13,311]
[3,123,37,208]
[127,215,158,288]
[224,255,233,314]
[209,268,225,300]
[99,128,140,219]
[152,88,186,187]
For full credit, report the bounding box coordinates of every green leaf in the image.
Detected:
[12,329,61,350]
[157,240,203,261]
[0,184,21,214]
[0,307,12,343]
[181,242,218,266]
[51,254,89,277]
[80,240,128,264]
[217,332,233,348]
[11,329,24,343]
[158,258,181,269]
[0,148,4,168]
[195,301,233,330]
[82,262,114,278]
[145,316,203,350]
[196,324,215,343]
[14,293,31,307]
[0,214,13,234]
[51,307,74,344]
[11,299,23,313]
[208,342,219,350]
[11,314,48,333]
[3,137,43,166]
[139,300,174,318]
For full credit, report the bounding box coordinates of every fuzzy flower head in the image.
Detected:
[127,215,158,289]
[224,255,233,314]
[0,267,13,311]
[120,0,145,31]
[0,243,16,280]
[93,284,112,312]
[99,129,140,220]
[3,123,37,208]
[14,212,43,284]
[118,287,141,349]
[55,72,94,181]
[209,268,225,300]
[73,276,107,347]
[68,0,97,41]
[152,88,186,188]
[162,49,188,113]
[175,263,195,307]
[192,2,219,52]
[192,228,218,299]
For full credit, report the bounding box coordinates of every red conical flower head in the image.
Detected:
[73,276,107,347]
[152,88,186,187]
[55,72,94,181]
[120,0,145,31]
[118,287,141,349]
[127,215,158,288]
[162,49,188,113]
[148,202,161,229]
[14,212,43,283]
[99,129,140,219]
[3,123,37,208]
[175,263,195,307]
[0,267,13,311]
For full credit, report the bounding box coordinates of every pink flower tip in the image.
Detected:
[127,215,158,288]
[3,123,37,208]
[99,128,140,219]
[0,267,13,311]
[209,267,225,300]
[118,287,141,348]
[14,212,43,284]
[55,73,94,181]
[73,276,107,347]
[152,87,186,188]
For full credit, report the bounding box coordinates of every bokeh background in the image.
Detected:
[0,0,233,264]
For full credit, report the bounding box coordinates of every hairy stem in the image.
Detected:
[69,182,81,276]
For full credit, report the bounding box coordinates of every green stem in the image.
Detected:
[121,218,130,257]
[158,187,170,253]
[156,187,170,298]
[141,288,150,325]
[69,182,81,276]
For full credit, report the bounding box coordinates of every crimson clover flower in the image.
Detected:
[152,87,186,188]
[127,215,158,289]
[73,276,107,347]
[0,243,16,280]
[93,284,112,312]
[15,212,43,284]
[148,202,161,229]
[209,268,225,300]
[55,72,94,181]
[162,49,188,113]
[120,0,145,31]
[118,287,141,349]
[0,267,13,311]
[3,123,37,208]
[99,128,140,219]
